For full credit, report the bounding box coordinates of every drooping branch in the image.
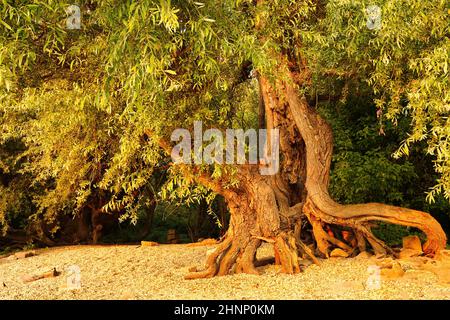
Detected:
[143,128,235,197]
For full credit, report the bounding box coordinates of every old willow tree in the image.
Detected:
[1,0,448,275]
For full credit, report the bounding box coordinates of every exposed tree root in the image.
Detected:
[185,227,302,279]
[303,199,389,256]
[235,239,261,275]
[355,230,367,253]
[184,235,233,279]
[306,213,332,257]
[184,51,447,280]
[296,238,321,266]
[185,233,263,279]
[274,232,301,274]
[185,188,268,279]
[356,223,390,255]
[279,75,447,257]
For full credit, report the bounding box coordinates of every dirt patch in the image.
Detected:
[0,244,449,300]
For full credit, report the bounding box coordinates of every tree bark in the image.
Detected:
[185,60,446,279]
[286,78,445,256]
[258,66,446,257]
[182,0,447,275]
[185,167,302,279]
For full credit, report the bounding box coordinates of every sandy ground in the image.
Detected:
[0,243,449,300]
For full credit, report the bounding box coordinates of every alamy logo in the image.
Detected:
[366,265,381,290]
[66,5,81,30]
[171,121,280,175]
[66,265,81,290]
[366,5,382,30]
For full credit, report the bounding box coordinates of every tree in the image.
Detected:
[0,0,447,276]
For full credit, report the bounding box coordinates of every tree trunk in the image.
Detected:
[278,75,446,256]
[184,7,446,276]
[185,62,447,279]
[185,167,302,279]
[258,62,446,256]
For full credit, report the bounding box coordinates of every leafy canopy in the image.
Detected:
[0,0,449,233]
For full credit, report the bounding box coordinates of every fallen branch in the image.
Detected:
[22,268,60,283]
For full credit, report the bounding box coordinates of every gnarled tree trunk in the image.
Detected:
[278,73,446,256]
[185,58,447,279]
[184,0,446,277]
[186,167,302,279]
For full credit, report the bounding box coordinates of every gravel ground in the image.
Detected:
[0,243,449,300]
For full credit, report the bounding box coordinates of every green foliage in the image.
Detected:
[303,0,450,201]
[372,223,424,247]
[322,90,450,205]
[0,0,448,242]
[320,98,419,205]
